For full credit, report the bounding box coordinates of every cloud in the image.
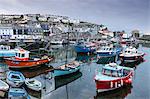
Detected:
[0,0,149,33]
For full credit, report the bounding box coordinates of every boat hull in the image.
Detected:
[74,46,96,53]
[97,48,122,57]
[95,73,133,93]
[6,79,24,87]
[0,51,15,58]
[5,57,54,69]
[53,66,80,77]
[6,71,25,87]
[8,88,30,99]
[120,54,144,62]
[0,80,9,91]
[97,52,116,57]
[25,79,42,91]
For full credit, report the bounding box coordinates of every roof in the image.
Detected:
[103,63,122,71]
[125,46,137,52]
[15,48,30,53]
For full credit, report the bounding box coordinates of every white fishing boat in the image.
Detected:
[120,46,145,62]
[25,78,42,91]
[0,80,9,91]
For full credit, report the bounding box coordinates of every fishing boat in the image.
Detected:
[6,71,25,87]
[0,80,9,91]
[52,61,80,77]
[25,78,42,91]
[94,63,134,93]
[8,87,30,99]
[119,46,145,62]
[0,45,16,58]
[4,48,54,69]
[96,46,122,57]
[74,41,97,53]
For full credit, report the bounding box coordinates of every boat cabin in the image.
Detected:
[124,47,137,54]
[102,63,127,77]
[15,48,30,61]
[101,46,114,51]
[0,45,10,51]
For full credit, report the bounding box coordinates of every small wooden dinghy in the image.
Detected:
[0,80,9,91]
[6,71,25,87]
[8,87,30,99]
[25,78,42,91]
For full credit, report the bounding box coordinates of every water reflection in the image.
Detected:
[55,71,82,89]
[0,44,149,99]
[75,53,96,63]
[120,59,144,68]
[18,65,53,78]
[94,85,132,99]
[96,56,116,64]
[0,62,8,80]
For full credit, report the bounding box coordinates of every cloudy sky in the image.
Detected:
[0,0,149,33]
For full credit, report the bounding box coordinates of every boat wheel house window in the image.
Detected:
[21,53,25,57]
[19,53,21,57]
[102,68,122,77]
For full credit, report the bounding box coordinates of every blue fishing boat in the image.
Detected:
[96,46,122,57]
[52,61,80,77]
[0,45,16,58]
[8,87,30,99]
[6,71,25,87]
[74,41,97,53]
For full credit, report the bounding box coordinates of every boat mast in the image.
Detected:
[65,22,73,66]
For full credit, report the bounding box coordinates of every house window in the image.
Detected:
[13,29,16,35]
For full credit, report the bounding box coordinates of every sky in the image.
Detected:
[0,0,149,33]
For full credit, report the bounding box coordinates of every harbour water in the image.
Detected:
[0,44,150,99]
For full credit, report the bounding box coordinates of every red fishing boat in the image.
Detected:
[4,48,54,69]
[94,63,134,93]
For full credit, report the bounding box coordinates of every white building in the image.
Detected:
[0,26,13,39]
